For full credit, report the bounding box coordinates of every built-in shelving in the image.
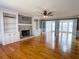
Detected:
[4,17,17,33]
[0,8,20,45]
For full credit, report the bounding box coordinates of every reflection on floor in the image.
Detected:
[0,33,79,59]
[46,32,73,53]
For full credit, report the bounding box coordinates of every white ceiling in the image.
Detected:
[0,0,79,17]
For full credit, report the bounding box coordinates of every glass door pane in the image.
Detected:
[52,21,55,31]
[46,21,52,32]
[68,22,73,32]
[59,22,62,32]
[59,32,62,44]
[61,33,67,46]
[67,33,72,45]
[62,22,68,32]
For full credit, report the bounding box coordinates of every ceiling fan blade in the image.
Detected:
[49,14,53,16]
[48,12,53,15]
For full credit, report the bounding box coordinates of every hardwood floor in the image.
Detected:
[0,35,79,59]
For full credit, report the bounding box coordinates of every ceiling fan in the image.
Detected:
[41,10,53,16]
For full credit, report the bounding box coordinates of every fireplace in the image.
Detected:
[21,30,30,37]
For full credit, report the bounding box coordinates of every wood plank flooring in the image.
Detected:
[0,35,79,59]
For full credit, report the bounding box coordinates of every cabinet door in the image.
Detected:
[4,33,11,44]
[13,33,20,42]
[4,33,19,44]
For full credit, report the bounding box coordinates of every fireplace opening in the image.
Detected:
[21,30,30,37]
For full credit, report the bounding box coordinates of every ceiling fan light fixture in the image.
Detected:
[43,15,48,18]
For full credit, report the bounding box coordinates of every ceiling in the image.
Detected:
[0,0,79,18]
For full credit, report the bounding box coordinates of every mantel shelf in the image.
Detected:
[18,24,32,26]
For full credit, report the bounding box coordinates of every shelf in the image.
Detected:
[4,13,18,33]
[18,24,32,26]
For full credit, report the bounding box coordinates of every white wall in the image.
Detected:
[0,11,4,44]
[32,17,41,36]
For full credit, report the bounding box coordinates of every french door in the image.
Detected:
[59,20,74,52]
[45,21,55,48]
[40,20,76,49]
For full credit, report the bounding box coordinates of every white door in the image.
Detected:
[46,21,55,48]
[59,20,74,52]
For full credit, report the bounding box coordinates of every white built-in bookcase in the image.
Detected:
[0,8,20,45]
[32,17,41,36]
